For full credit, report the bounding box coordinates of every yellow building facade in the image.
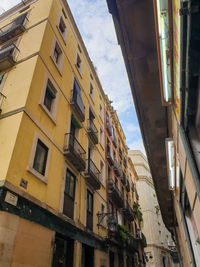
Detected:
[0,0,145,266]
[104,96,145,267]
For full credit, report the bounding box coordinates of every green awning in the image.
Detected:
[71,114,82,129]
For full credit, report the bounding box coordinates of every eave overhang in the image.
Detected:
[107,0,174,229]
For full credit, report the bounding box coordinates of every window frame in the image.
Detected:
[51,39,64,74]
[99,104,103,120]
[76,53,82,74]
[27,133,51,183]
[57,14,67,42]
[64,169,76,200]
[89,82,94,101]
[40,76,59,123]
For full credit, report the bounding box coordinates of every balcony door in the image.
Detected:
[86,189,93,231]
[63,169,76,219]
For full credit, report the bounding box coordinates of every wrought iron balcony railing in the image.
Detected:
[107,148,114,165]
[0,92,6,114]
[63,133,86,171]
[0,12,28,44]
[84,159,101,190]
[87,119,98,144]
[123,200,135,221]
[121,171,126,185]
[126,180,130,192]
[114,160,122,177]
[0,43,19,71]
[119,147,122,159]
[112,135,117,147]
[108,179,124,208]
[123,157,127,168]
[70,81,85,122]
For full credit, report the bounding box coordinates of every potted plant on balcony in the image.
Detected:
[117,224,129,247]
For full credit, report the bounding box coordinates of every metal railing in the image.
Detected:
[0,92,6,113]
[87,119,98,137]
[126,180,130,192]
[107,147,114,163]
[0,43,20,62]
[112,135,117,147]
[114,159,122,177]
[123,157,127,167]
[124,200,135,218]
[71,88,85,116]
[121,171,127,184]
[0,13,28,44]
[109,179,124,200]
[87,158,100,180]
[64,133,86,160]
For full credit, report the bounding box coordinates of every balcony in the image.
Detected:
[108,179,124,208]
[114,160,122,177]
[126,180,130,192]
[136,231,147,248]
[123,200,135,221]
[119,147,122,159]
[127,235,138,251]
[0,13,28,44]
[63,133,86,172]
[106,120,112,136]
[70,81,85,122]
[112,135,117,147]
[123,157,127,168]
[0,43,19,71]
[0,92,6,114]
[107,148,114,166]
[121,171,126,185]
[87,119,98,144]
[84,159,101,190]
[131,182,135,192]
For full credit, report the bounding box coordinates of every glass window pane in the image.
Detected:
[69,175,75,198]
[33,140,48,175]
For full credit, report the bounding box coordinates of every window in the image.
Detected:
[100,127,104,146]
[33,139,48,176]
[43,79,56,112]
[65,169,76,199]
[58,16,66,39]
[63,169,76,219]
[86,190,93,230]
[89,83,94,100]
[52,41,63,71]
[76,53,82,73]
[98,104,102,119]
[87,190,93,214]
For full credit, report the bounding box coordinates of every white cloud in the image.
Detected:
[127,139,146,155]
[67,0,133,114]
[0,0,20,12]
[125,123,140,133]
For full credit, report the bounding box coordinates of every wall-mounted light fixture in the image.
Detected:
[165,138,175,190]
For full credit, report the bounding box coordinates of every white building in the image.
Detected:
[129,150,180,267]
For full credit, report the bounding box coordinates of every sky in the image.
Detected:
[0,0,145,153]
